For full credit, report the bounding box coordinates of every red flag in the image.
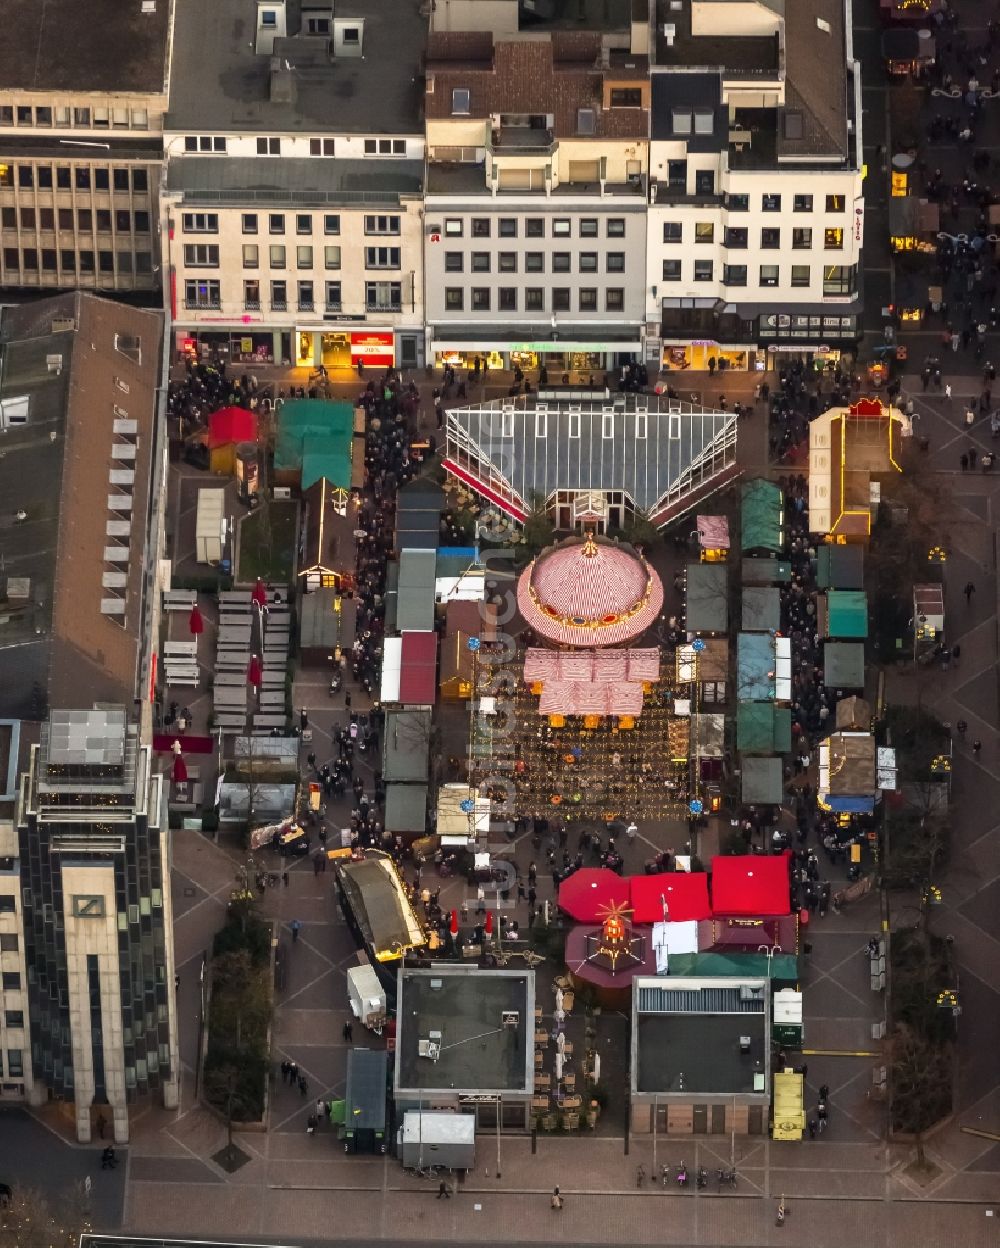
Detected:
[449,909,459,936]
[188,604,204,635]
[247,654,262,687]
[484,911,494,936]
[251,578,267,608]
[172,754,188,784]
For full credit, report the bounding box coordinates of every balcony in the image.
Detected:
[184,299,220,310]
[325,301,342,312]
[244,299,261,311]
[298,300,315,312]
[492,126,556,155]
[271,299,288,311]
[366,302,401,314]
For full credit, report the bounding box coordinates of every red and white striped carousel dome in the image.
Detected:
[516,534,664,647]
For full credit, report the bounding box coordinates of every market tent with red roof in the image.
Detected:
[557,867,630,922]
[630,873,711,924]
[208,406,257,449]
[710,854,791,917]
[398,631,438,705]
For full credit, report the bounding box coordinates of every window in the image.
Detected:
[298,280,314,309]
[825,194,846,213]
[759,264,779,287]
[2,249,18,270]
[444,252,463,273]
[23,250,39,272]
[364,214,400,235]
[553,219,571,237]
[133,168,149,192]
[74,107,91,127]
[471,287,491,311]
[499,287,517,311]
[95,209,111,232]
[363,138,408,156]
[0,106,11,124]
[184,135,226,153]
[261,9,277,24]
[553,253,571,273]
[325,280,342,309]
[309,138,335,156]
[783,111,804,140]
[725,227,747,248]
[607,218,625,237]
[693,108,714,134]
[662,259,681,281]
[577,108,596,135]
[499,218,517,237]
[80,250,94,272]
[579,288,598,311]
[468,219,489,239]
[568,410,581,439]
[666,160,686,190]
[761,228,780,249]
[602,411,614,439]
[535,409,547,438]
[824,227,844,250]
[0,208,12,227]
[183,244,219,267]
[672,108,692,135]
[525,219,544,238]
[444,218,463,237]
[269,244,286,268]
[185,279,220,308]
[723,264,747,286]
[552,289,570,311]
[498,252,517,272]
[694,170,715,196]
[792,227,813,249]
[0,934,18,952]
[610,87,642,108]
[135,210,150,234]
[790,264,810,288]
[6,1049,23,1078]
[366,280,401,310]
[244,279,260,308]
[0,895,14,913]
[525,288,544,311]
[324,214,340,235]
[365,246,400,269]
[793,194,813,213]
[297,245,313,268]
[257,137,281,155]
[445,288,464,311]
[243,244,259,268]
[471,252,490,273]
[452,88,471,115]
[762,194,781,212]
[728,192,749,212]
[78,209,92,231]
[823,264,853,296]
[695,223,714,244]
[132,109,148,130]
[525,253,543,273]
[270,279,287,309]
[662,222,682,244]
[306,15,331,31]
[605,288,624,311]
[579,252,598,272]
[37,166,52,189]
[19,208,34,229]
[269,214,285,234]
[324,245,341,269]
[693,260,713,282]
[296,214,312,235]
[606,252,625,273]
[182,213,219,234]
[579,219,598,237]
[342,25,360,42]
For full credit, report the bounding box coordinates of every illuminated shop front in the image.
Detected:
[662,342,759,372]
[295,328,397,369]
[176,329,287,364]
[429,334,643,375]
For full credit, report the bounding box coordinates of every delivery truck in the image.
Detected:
[399,1111,476,1172]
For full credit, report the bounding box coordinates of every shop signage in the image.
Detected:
[854,200,865,244]
[459,1094,501,1104]
[350,330,394,367]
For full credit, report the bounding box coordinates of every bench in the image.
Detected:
[162,589,197,611]
[260,693,286,708]
[163,641,198,659]
[260,675,286,689]
[214,672,248,687]
[216,656,251,671]
[253,713,290,730]
[214,714,249,733]
[163,668,200,686]
[213,690,248,708]
[218,626,252,640]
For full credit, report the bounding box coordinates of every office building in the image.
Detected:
[645,0,864,374]
[162,0,427,371]
[0,0,171,295]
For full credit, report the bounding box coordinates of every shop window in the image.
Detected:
[324,214,340,235]
[759,264,779,287]
[499,287,517,311]
[552,288,570,311]
[723,264,746,286]
[526,219,544,238]
[607,218,625,237]
[579,252,598,272]
[324,245,341,269]
[824,227,844,250]
[792,228,812,249]
[825,194,845,212]
[498,252,517,272]
[793,194,813,213]
[790,264,810,288]
[471,252,490,272]
[445,288,464,311]
[499,218,518,237]
[445,252,463,272]
[553,253,571,273]
[525,288,544,311]
[693,261,712,282]
[662,259,681,281]
[605,288,624,311]
[579,288,597,311]
[242,213,258,234]
[525,253,544,272]
[762,193,781,212]
[471,287,491,311]
[695,222,714,244]
[761,227,780,249]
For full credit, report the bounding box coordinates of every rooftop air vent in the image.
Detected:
[141,0,156,12]
[663,23,676,45]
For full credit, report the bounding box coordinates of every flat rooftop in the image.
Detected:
[396,968,534,1094]
[168,158,424,207]
[167,0,426,135]
[0,0,171,93]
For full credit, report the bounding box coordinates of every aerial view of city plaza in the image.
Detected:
[4,0,1000,1245]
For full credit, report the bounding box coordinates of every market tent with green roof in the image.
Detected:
[666,951,798,980]
[737,703,792,754]
[742,586,781,633]
[824,590,869,639]
[740,479,784,553]
[275,398,355,489]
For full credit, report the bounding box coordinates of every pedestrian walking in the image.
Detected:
[956,719,968,736]
[819,1084,830,1101]
[288,1061,298,1082]
[282,870,290,887]
[961,452,969,471]
[83,1176,92,1199]
[316,1098,327,1120]
[290,918,302,942]
[973,739,983,756]
[969,446,978,468]
[342,1020,353,1043]
[551,1186,564,1211]
[964,580,976,603]
[281,1059,291,1083]
[808,1119,817,1139]
[344,690,352,709]
[306,1114,318,1134]
[298,1074,309,1096]
[437,1180,451,1199]
[96,1112,107,1139]
[945,383,953,398]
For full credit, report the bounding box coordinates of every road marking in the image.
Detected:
[961,1127,1000,1143]
[801,1049,879,1057]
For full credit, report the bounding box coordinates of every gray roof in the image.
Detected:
[741,756,784,804]
[396,549,437,632]
[741,586,781,633]
[686,563,729,634]
[446,395,735,514]
[167,0,426,135]
[384,783,429,834]
[345,1048,387,1130]
[823,642,865,690]
[0,0,170,93]
[382,709,431,783]
[167,158,424,208]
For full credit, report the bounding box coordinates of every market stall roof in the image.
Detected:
[399,631,438,706]
[275,398,355,489]
[384,783,428,835]
[396,549,437,633]
[382,708,431,783]
[686,562,729,633]
[396,482,445,552]
[299,586,340,651]
[691,712,725,758]
[676,638,729,684]
[666,951,798,979]
[711,854,790,917]
[524,647,660,683]
[537,680,645,717]
[630,872,711,924]
[889,196,939,238]
[741,586,781,633]
[557,867,630,922]
[740,479,785,553]
[436,783,490,838]
[345,1047,387,1132]
[697,515,730,550]
[742,557,792,585]
[439,630,475,695]
[337,853,425,960]
[700,913,798,952]
[740,756,785,805]
[816,545,864,589]
[380,637,403,703]
[819,732,877,800]
[446,598,499,640]
[737,703,792,754]
[737,633,791,702]
[824,590,869,639]
[824,641,866,689]
[207,405,256,448]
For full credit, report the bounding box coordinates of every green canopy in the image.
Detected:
[825,590,868,639]
[740,479,785,553]
[275,398,355,489]
[667,952,798,980]
[737,703,792,754]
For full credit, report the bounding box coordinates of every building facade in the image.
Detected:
[0,0,171,296]
[644,0,864,374]
[15,707,179,1143]
[162,0,427,370]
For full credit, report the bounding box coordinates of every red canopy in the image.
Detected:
[251,578,268,608]
[399,631,438,705]
[710,854,791,917]
[172,754,188,784]
[188,604,204,636]
[557,867,630,923]
[247,655,263,687]
[629,873,711,924]
[484,910,493,936]
[207,406,257,449]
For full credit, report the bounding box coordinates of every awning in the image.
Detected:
[737,703,792,754]
[711,853,790,917]
[557,867,630,922]
[430,328,643,353]
[630,873,711,923]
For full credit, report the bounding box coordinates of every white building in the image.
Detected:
[162,0,427,371]
[645,0,864,375]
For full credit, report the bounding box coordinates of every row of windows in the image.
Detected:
[188,278,402,311]
[661,259,853,292]
[183,135,408,157]
[445,250,626,274]
[182,212,400,236]
[444,287,625,313]
[3,207,150,233]
[663,223,844,250]
[2,248,153,275]
[442,216,628,239]
[0,104,149,130]
[0,165,149,193]
[184,243,401,271]
[239,211,349,236]
[724,192,846,214]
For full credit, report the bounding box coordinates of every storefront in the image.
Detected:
[758,312,859,370]
[429,334,643,375]
[662,342,760,373]
[295,328,397,370]
[176,329,288,365]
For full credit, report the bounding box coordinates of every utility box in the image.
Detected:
[773,988,803,1049]
[195,487,226,564]
[399,1111,476,1171]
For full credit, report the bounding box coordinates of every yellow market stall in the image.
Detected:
[771,1071,806,1141]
